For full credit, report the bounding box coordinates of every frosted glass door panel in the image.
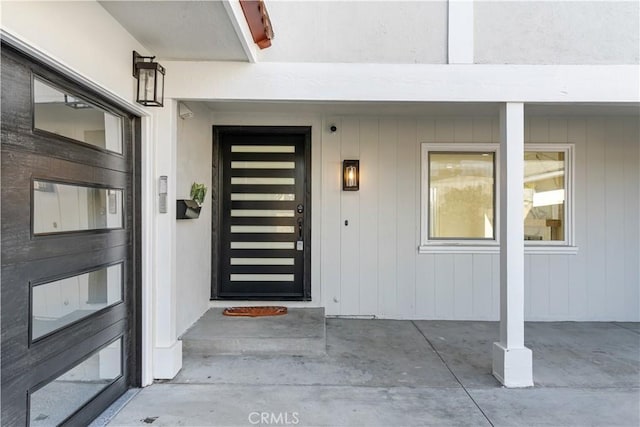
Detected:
[232,161,295,169]
[231,193,296,201]
[231,177,295,185]
[231,226,295,233]
[231,258,295,265]
[231,210,295,217]
[230,242,295,249]
[230,274,294,282]
[232,145,295,153]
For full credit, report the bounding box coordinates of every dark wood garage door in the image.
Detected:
[1,43,140,426]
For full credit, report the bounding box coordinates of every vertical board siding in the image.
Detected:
[472,254,494,319]
[325,114,638,320]
[377,119,398,316]
[622,120,640,319]
[524,255,532,318]
[321,118,342,315]
[492,254,500,317]
[472,117,494,142]
[585,119,607,319]
[548,256,570,317]
[340,118,361,315]
[530,255,551,317]
[454,254,474,318]
[396,119,417,316]
[604,119,627,319]
[567,119,588,318]
[434,254,455,318]
[358,119,380,315]
[415,255,436,317]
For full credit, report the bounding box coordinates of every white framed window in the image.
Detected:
[420,143,500,248]
[420,143,576,254]
[523,144,575,252]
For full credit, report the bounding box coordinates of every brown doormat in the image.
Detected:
[223,306,288,317]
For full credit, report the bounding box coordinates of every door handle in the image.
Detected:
[297,217,303,240]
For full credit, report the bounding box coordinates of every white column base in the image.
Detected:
[152,340,183,380]
[492,342,533,388]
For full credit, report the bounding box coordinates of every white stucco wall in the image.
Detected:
[258,1,448,64]
[1,0,152,104]
[175,102,213,336]
[475,1,640,65]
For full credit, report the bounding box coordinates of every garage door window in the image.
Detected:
[31,264,123,341]
[33,77,123,154]
[33,180,123,235]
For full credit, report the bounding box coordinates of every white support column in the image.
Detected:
[493,102,533,388]
[448,0,474,64]
[151,99,182,379]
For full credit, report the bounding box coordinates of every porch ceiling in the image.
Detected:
[99,1,248,61]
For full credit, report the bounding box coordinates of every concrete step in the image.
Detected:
[180,307,326,356]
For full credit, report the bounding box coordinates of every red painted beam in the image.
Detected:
[239,0,274,49]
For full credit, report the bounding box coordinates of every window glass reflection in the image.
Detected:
[32,264,123,340]
[429,152,495,239]
[524,151,565,241]
[33,181,123,234]
[30,339,122,426]
[33,78,123,154]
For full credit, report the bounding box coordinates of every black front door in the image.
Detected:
[1,44,140,425]
[213,127,311,300]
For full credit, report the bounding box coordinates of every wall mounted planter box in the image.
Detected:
[177,199,201,219]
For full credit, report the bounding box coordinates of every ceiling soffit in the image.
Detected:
[100,1,248,61]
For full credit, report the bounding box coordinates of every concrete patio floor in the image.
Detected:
[107,319,639,426]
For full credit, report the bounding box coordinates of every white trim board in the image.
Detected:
[165,61,640,104]
[448,0,474,64]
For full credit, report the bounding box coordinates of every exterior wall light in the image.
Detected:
[343,160,360,191]
[132,51,165,107]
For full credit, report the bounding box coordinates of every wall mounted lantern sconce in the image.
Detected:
[343,160,360,191]
[132,51,165,107]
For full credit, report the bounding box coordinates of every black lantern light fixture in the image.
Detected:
[342,160,360,191]
[132,51,165,107]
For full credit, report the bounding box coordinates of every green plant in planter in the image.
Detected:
[190,182,207,206]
